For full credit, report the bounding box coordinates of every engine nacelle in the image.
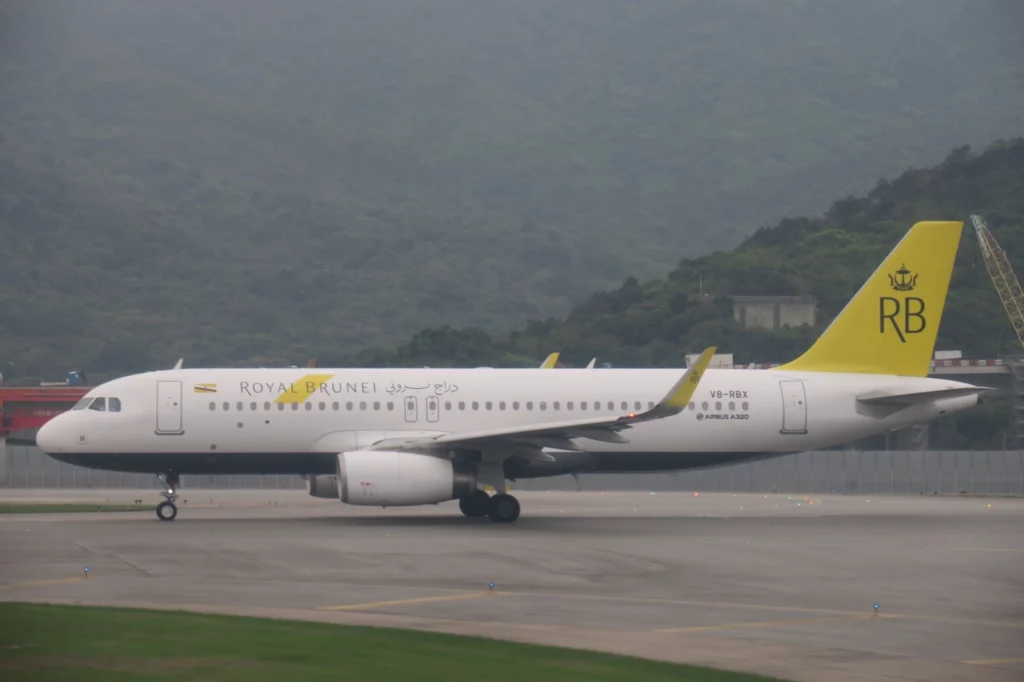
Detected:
[306,474,339,499]
[338,450,476,506]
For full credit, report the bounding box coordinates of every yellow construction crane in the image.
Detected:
[971,214,1024,349]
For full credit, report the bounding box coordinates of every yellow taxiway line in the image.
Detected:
[0,576,88,591]
[322,591,498,612]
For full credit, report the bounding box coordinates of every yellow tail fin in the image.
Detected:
[776,221,963,376]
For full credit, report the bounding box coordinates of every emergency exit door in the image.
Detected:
[156,381,184,434]
[779,380,807,434]
[404,396,418,423]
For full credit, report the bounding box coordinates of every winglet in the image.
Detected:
[663,346,716,410]
[622,346,716,424]
[539,352,560,369]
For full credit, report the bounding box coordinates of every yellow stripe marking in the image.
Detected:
[656,613,885,634]
[0,576,87,591]
[962,658,1024,666]
[273,373,336,404]
[321,591,497,612]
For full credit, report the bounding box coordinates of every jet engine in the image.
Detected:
[337,450,476,506]
[305,473,339,499]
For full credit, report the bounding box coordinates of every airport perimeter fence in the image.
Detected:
[2,445,1022,495]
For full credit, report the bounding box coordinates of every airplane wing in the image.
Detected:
[585,358,596,369]
[373,347,716,453]
[539,352,560,369]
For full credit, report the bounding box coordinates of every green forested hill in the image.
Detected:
[350,139,1024,369]
[1,1,1022,380]
[349,139,1024,447]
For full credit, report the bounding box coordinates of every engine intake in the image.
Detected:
[337,450,476,506]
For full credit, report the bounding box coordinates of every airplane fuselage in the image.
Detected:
[38,367,978,476]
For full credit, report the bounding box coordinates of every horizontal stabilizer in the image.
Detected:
[857,386,992,406]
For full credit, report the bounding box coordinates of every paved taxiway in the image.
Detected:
[1,489,1022,682]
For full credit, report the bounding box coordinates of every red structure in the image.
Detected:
[0,387,90,441]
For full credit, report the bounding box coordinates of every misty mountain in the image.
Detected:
[1,0,1022,378]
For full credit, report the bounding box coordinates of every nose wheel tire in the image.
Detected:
[488,494,520,523]
[459,490,491,518]
[156,501,178,522]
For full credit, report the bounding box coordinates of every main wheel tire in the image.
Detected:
[156,501,178,522]
[487,494,520,523]
[458,490,490,517]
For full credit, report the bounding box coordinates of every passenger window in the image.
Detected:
[72,398,93,411]
[553,401,560,410]
[359,402,367,411]
[236,402,243,411]
[715,401,722,411]
[567,401,574,410]
[291,403,299,411]
[512,401,520,410]
[223,402,230,411]
[278,403,285,411]
[319,402,326,411]
[580,402,587,411]
[688,402,695,411]
[209,402,216,411]
[373,402,380,411]
[702,401,709,410]
[729,401,735,411]
[485,401,492,410]
[621,401,628,411]
[332,402,339,411]
[607,401,614,411]
[526,401,533,410]
[648,401,655,409]
[445,401,452,411]
[305,402,313,411]
[265,402,271,411]
[89,398,106,412]
[499,401,506,411]
[387,402,394,411]
[540,401,547,411]
[742,401,749,411]
[593,402,600,411]
[634,401,642,411]
[251,402,257,411]
[459,401,466,410]
[346,402,353,411]
[108,398,122,412]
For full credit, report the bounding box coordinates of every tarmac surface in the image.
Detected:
[1,488,1022,682]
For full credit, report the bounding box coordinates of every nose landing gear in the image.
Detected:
[156,472,180,521]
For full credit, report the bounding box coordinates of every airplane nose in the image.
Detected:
[36,418,64,453]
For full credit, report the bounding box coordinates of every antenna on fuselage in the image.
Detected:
[172,358,183,370]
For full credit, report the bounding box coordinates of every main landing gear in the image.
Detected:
[156,472,179,522]
[458,489,521,523]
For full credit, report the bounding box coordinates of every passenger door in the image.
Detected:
[156,381,184,435]
[779,380,808,434]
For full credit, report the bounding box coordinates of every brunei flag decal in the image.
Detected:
[193,383,218,394]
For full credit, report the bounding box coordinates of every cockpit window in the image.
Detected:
[88,397,107,412]
[72,398,93,411]
[108,397,122,413]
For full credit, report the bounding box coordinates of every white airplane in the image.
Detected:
[37,221,987,523]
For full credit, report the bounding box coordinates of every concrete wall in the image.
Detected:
[3,445,1022,495]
